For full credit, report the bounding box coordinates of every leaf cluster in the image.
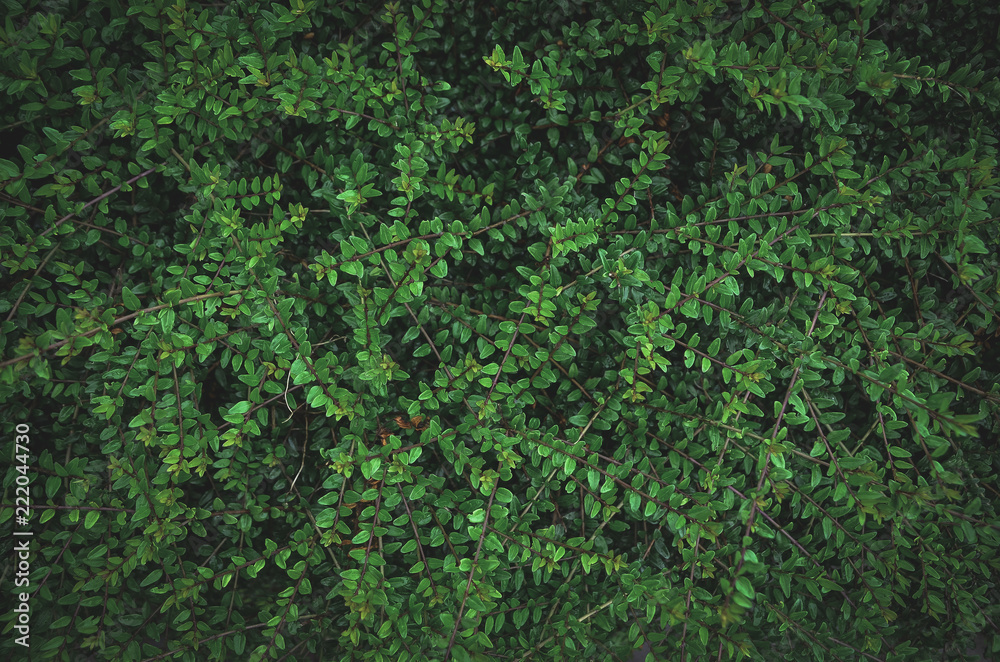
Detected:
[2,1,1000,661]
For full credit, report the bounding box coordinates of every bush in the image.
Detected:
[2,0,999,660]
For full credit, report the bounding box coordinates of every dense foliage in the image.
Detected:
[2,0,1000,660]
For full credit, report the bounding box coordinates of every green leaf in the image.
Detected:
[121,286,141,311]
[84,510,100,529]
